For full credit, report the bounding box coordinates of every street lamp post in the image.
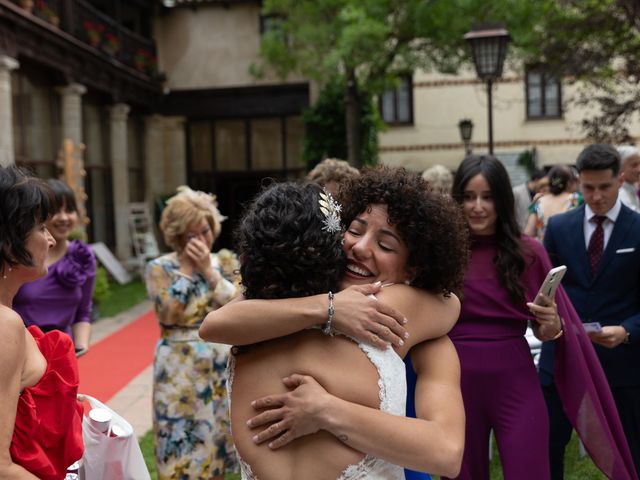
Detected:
[464,25,510,155]
[458,119,474,156]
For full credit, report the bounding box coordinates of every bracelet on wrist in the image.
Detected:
[550,328,563,341]
[322,291,335,336]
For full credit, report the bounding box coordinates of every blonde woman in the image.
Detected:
[306,158,360,197]
[145,186,240,480]
[422,164,454,196]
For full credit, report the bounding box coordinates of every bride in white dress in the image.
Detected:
[201,168,469,478]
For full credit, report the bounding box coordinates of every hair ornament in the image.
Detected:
[319,189,342,233]
[551,177,564,188]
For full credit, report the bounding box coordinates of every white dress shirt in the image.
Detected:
[618,181,640,212]
[583,199,622,250]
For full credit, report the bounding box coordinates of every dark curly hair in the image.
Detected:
[340,166,469,296]
[0,166,52,274]
[452,155,526,305]
[236,182,346,299]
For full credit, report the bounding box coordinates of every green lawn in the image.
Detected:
[140,428,604,480]
[97,278,148,319]
[487,432,605,480]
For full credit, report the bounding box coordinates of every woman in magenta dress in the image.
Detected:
[0,166,84,479]
[446,155,562,479]
[447,155,635,480]
[13,179,96,356]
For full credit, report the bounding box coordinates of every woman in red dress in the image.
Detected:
[0,166,84,479]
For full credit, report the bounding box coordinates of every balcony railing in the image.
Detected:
[12,0,158,77]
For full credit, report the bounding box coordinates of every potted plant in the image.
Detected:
[34,0,59,27]
[83,20,104,48]
[103,32,120,56]
[133,48,149,71]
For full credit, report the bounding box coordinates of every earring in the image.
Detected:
[404,279,411,285]
[2,267,11,279]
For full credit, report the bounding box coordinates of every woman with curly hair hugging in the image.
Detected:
[200,166,470,478]
[145,186,241,479]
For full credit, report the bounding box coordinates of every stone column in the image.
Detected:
[0,56,19,167]
[144,114,166,251]
[144,115,165,204]
[57,83,88,226]
[163,116,187,191]
[110,103,131,260]
[58,83,87,145]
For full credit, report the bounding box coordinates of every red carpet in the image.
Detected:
[78,310,159,403]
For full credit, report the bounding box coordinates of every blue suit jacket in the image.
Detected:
[539,203,640,387]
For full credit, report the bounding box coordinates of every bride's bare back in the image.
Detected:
[230,329,383,480]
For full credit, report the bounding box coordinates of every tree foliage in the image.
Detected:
[302,78,379,169]
[254,0,640,153]
[254,0,551,85]
[517,0,640,143]
[252,0,477,166]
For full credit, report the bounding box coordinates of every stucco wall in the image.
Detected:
[154,4,303,90]
[379,68,640,173]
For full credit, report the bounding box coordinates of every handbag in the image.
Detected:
[77,395,151,480]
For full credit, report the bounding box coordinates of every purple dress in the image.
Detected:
[446,234,635,480]
[14,240,96,337]
[447,234,551,480]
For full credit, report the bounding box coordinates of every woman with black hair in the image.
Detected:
[0,166,84,479]
[447,155,564,480]
[13,178,96,356]
[201,167,469,478]
[524,165,581,241]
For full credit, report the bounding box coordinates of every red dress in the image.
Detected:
[10,326,84,480]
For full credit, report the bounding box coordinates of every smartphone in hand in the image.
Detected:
[583,322,603,333]
[533,265,567,306]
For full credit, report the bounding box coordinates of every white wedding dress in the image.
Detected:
[227,334,407,479]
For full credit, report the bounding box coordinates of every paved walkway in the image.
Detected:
[84,300,155,438]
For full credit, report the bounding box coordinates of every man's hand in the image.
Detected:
[331,284,408,349]
[588,326,628,348]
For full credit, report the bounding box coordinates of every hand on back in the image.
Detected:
[331,284,408,349]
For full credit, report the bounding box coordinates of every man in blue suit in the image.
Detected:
[539,144,640,479]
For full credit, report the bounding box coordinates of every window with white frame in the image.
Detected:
[380,76,413,125]
[526,68,562,119]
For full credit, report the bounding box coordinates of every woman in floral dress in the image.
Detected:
[524,165,582,241]
[145,186,240,480]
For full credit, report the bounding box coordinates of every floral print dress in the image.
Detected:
[145,249,240,479]
[528,192,583,241]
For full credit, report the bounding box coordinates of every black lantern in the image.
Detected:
[458,119,474,155]
[464,25,510,155]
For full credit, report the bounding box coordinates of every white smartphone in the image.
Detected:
[583,322,603,333]
[533,265,567,306]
